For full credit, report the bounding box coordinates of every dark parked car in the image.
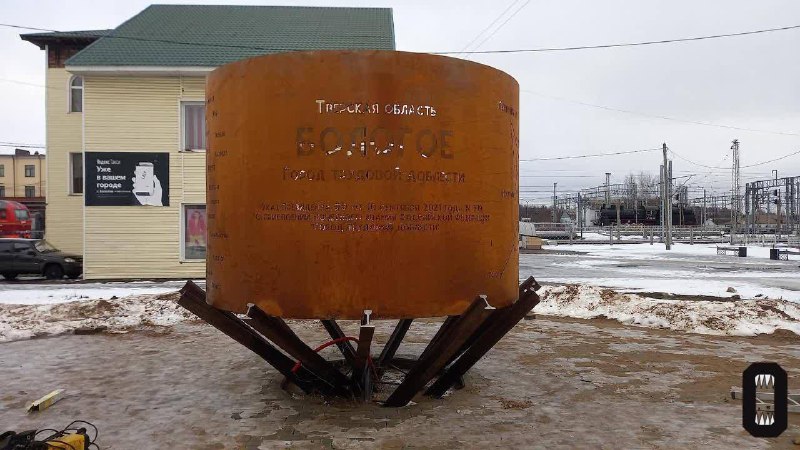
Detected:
[0,239,82,280]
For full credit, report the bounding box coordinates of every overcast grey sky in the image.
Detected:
[1,0,798,202]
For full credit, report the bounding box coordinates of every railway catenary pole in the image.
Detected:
[552,182,557,223]
[667,160,675,246]
[662,143,671,250]
[774,170,781,240]
[577,193,584,238]
[703,189,707,226]
[660,164,665,241]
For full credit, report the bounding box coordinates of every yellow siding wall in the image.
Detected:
[45,68,83,254]
[83,75,207,279]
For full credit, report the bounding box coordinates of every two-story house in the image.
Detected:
[22,4,395,279]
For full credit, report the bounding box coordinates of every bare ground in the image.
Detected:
[0,316,798,449]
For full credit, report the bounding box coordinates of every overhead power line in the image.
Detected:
[522,90,800,137]
[435,24,800,54]
[520,175,597,178]
[466,0,531,56]
[0,141,46,149]
[457,0,522,56]
[0,78,50,89]
[741,148,800,168]
[670,148,800,169]
[520,147,659,161]
[2,22,799,55]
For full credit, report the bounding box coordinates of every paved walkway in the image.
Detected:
[0,317,798,449]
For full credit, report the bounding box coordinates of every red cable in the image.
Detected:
[291,336,376,376]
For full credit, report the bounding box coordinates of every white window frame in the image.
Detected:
[68,152,84,195]
[180,100,206,152]
[180,203,207,262]
[68,75,83,113]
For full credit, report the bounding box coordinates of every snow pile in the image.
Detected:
[0,281,189,305]
[536,284,800,336]
[0,291,195,342]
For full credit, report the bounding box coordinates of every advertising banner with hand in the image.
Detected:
[84,152,170,206]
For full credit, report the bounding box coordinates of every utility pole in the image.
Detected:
[662,143,671,250]
[660,164,665,241]
[774,170,781,240]
[577,193,584,238]
[605,172,611,206]
[731,139,741,243]
[552,182,557,223]
[702,188,707,226]
[667,160,675,239]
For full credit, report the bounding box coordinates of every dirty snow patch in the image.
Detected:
[0,292,194,342]
[536,284,800,336]
[0,282,188,305]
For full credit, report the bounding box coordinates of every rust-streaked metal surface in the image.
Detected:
[206,50,519,319]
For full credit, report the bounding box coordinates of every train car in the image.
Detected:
[593,204,697,226]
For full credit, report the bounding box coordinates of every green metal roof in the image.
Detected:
[22,29,111,39]
[20,30,110,50]
[66,4,395,67]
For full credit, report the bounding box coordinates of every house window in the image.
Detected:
[69,152,83,194]
[0,185,5,197]
[25,186,36,197]
[0,165,4,177]
[24,165,35,177]
[181,102,206,151]
[69,75,83,113]
[182,204,207,260]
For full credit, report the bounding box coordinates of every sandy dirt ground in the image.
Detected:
[1,316,798,449]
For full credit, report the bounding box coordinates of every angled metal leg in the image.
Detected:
[354,323,375,400]
[417,315,458,362]
[384,296,494,407]
[377,319,413,369]
[178,281,315,394]
[247,305,351,396]
[426,277,540,398]
[320,319,358,367]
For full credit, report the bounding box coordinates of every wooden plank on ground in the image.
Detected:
[177,281,315,393]
[383,296,494,407]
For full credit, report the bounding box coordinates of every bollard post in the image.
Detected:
[650,228,654,245]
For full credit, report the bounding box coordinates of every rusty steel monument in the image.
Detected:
[178,50,540,406]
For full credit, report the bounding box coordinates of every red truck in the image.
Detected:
[0,200,32,238]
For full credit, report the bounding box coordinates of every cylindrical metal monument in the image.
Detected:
[206,50,519,319]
